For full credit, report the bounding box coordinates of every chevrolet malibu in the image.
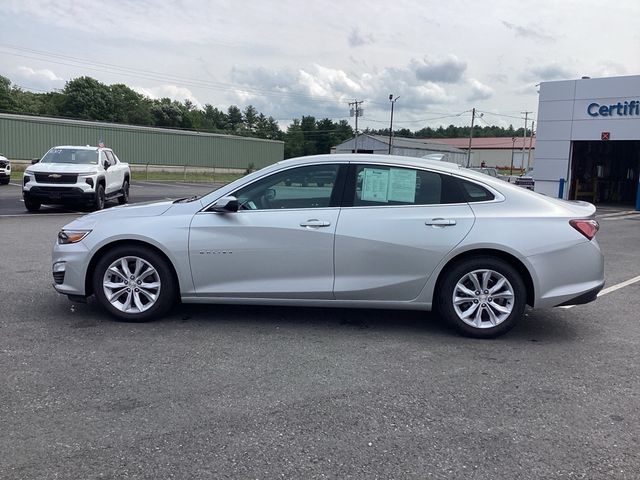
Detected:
[52,154,604,338]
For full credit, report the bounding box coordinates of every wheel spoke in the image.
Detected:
[489,277,506,294]
[460,302,480,319]
[108,266,125,279]
[489,301,511,314]
[481,271,491,291]
[122,290,133,311]
[133,291,145,312]
[108,287,128,302]
[454,296,473,305]
[469,272,482,292]
[138,288,157,303]
[456,284,476,297]
[120,258,132,277]
[485,305,499,326]
[104,281,126,289]
[491,291,514,299]
[473,305,484,327]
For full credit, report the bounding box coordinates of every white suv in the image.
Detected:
[0,154,10,185]
[23,146,130,212]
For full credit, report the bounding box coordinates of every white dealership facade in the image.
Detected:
[535,74,640,209]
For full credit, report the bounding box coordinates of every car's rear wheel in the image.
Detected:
[438,256,526,338]
[94,184,105,210]
[25,199,41,212]
[92,245,176,322]
[117,179,129,205]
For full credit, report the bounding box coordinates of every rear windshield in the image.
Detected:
[41,148,98,165]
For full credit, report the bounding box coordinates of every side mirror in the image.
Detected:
[103,161,110,170]
[209,196,238,213]
[31,158,40,164]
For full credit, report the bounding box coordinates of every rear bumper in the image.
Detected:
[24,186,95,204]
[528,239,605,308]
[557,281,604,306]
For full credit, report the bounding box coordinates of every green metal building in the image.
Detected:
[0,113,284,169]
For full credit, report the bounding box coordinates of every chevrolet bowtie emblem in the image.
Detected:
[48,174,62,178]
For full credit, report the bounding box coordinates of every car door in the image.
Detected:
[189,163,347,299]
[333,163,475,302]
[104,150,124,193]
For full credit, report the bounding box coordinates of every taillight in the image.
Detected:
[569,219,599,240]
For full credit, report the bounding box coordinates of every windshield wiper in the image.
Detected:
[173,195,201,203]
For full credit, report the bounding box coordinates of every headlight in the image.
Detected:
[79,171,98,176]
[58,230,92,244]
[24,169,33,175]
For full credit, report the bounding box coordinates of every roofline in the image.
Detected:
[0,112,284,145]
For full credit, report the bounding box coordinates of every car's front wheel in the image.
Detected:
[94,184,105,210]
[92,245,177,322]
[25,199,41,212]
[437,256,526,338]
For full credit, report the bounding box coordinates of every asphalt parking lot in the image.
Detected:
[1,184,639,479]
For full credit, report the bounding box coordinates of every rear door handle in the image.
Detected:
[300,219,331,228]
[425,218,456,226]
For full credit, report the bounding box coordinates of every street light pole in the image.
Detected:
[388,94,399,155]
[510,137,516,175]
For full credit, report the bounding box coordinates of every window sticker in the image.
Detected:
[361,168,389,202]
[388,168,417,203]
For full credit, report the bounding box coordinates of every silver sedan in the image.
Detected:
[52,154,604,338]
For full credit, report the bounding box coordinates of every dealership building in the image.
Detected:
[534,74,640,209]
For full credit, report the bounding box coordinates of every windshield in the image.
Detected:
[41,148,98,165]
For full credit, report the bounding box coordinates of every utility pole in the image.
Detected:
[388,94,399,154]
[349,100,364,153]
[466,108,476,167]
[521,111,533,171]
[527,120,535,171]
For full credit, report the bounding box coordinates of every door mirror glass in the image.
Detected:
[209,196,239,213]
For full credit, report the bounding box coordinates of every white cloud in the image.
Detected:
[11,66,64,91]
[467,79,494,102]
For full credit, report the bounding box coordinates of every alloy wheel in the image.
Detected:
[102,256,161,313]
[452,269,515,329]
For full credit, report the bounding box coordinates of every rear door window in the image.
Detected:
[347,164,465,206]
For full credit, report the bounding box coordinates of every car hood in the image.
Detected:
[62,201,175,229]
[27,163,99,174]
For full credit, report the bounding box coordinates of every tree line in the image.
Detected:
[1,74,529,158]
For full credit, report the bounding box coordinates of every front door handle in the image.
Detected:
[300,219,331,228]
[425,218,456,227]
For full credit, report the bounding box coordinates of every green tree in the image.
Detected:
[0,75,17,112]
[109,84,153,125]
[59,76,112,120]
[226,105,243,132]
[243,105,259,133]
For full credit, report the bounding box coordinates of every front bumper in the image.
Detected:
[52,242,91,297]
[24,186,96,204]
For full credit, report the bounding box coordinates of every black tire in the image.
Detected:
[437,256,526,338]
[118,179,129,205]
[0,178,9,185]
[94,184,105,210]
[25,199,41,212]
[92,245,177,322]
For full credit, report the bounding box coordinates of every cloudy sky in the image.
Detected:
[1,0,639,131]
